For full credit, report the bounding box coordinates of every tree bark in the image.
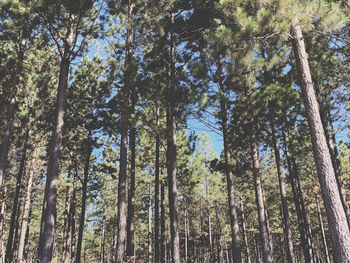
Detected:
[214,201,224,263]
[38,15,74,262]
[71,167,77,263]
[154,103,160,263]
[249,120,274,263]
[0,186,7,263]
[62,167,72,263]
[116,2,135,262]
[17,151,35,263]
[270,116,295,263]
[160,181,166,263]
[101,204,106,263]
[166,13,181,263]
[76,134,93,263]
[218,79,242,263]
[5,126,29,263]
[184,197,189,263]
[126,102,136,261]
[240,200,251,263]
[148,183,152,263]
[291,24,350,262]
[316,195,331,263]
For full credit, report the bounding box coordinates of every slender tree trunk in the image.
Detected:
[316,195,331,263]
[270,116,295,263]
[0,37,26,194]
[291,24,350,261]
[76,135,92,263]
[18,147,37,263]
[249,120,274,263]
[160,181,166,263]
[62,167,72,263]
[218,81,242,263]
[71,168,77,263]
[154,103,160,263]
[240,200,251,263]
[148,184,152,263]
[38,16,74,262]
[126,104,136,262]
[116,2,134,262]
[200,201,204,263]
[0,186,7,263]
[5,127,29,262]
[215,201,224,263]
[184,198,188,263]
[282,129,314,263]
[101,205,106,263]
[167,14,181,263]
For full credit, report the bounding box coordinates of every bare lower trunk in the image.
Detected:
[18,148,37,263]
[218,81,242,263]
[148,184,152,263]
[101,205,106,263]
[291,24,350,261]
[184,198,188,263]
[270,117,295,263]
[0,186,7,263]
[38,18,74,261]
[160,181,166,263]
[241,200,251,263]
[316,195,331,263]
[71,169,77,263]
[215,201,224,263]
[76,136,92,263]
[154,104,160,263]
[62,168,72,263]
[5,128,29,262]
[249,121,274,263]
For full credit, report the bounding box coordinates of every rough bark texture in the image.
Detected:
[38,16,74,262]
[116,2,134,262]
[154,104,160,263]
[166,15,181,263]
[218,77,242,263]
[249,121,274,263]
[71,168,77,263]
[148,184,152,263]
[18,148,37,263]
[316,195,331,263]
[76,135,92,263]
[160,181,166,263]
[291,24,350,262]
[240,200,251,263]
[270,117,295,263]
[0,186,7,263]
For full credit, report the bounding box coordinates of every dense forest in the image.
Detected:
[1,0,350,262]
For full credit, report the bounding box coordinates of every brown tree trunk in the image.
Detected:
[249,120,274,263]
[166,14,181,263]
[18,147,37,263]
[184,197,189,263]
[215,201,224,263]
[154,103,160,263]
[126,101,136,261]
[240,200,251,263]
[148,183,152,263]
[282,128,314,262]
[316,195,331,263]
[218,80,242,263]
[5,127,29,263]
[38,16,74,262]
[101,204,106,263]
[291,24,350,262]
[160,181,166,263]
[76,134,92,263]
[270,116,295,263]
[0,186,7,263]
[116,2,135,262]
[71,167,77,263]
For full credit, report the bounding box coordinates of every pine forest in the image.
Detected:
[1,0,350,262]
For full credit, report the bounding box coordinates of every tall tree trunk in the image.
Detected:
[291,24,350,261]
[215,201,224,263]
[160,181,166,263]
[184,197,188,263]
[240,200,251,263]
[0,186,7,263]
[154,103,160,263]
[218,80,242,263]
[38,16,74,262]
[101,204,106,263]
[126,101,136,261]
[76,134,92,263]
[0,36,26,194]
[18,147,37,263]
[5,127,28,263]
[249,120,274,263]
[148,183,152,263]
[71,167,77,263]
[282,128,314,262]
[316,195,331,263]
[270,116,295,263]
[116,2,134,262]
[62,166,72,263]
[167,14,180,263]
